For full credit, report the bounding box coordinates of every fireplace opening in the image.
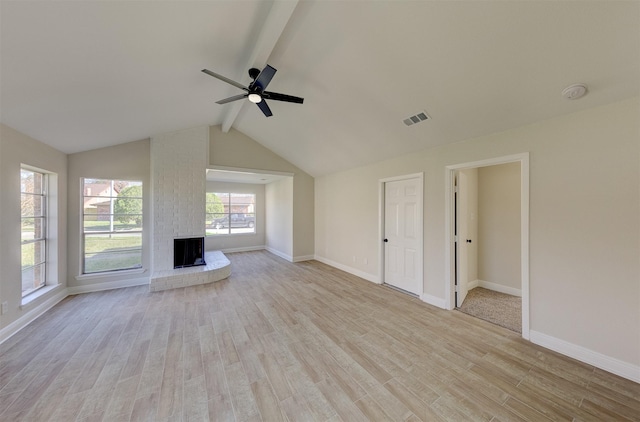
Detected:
[174,237,206,269]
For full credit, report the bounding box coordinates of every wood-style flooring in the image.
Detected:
[1,250,638,421]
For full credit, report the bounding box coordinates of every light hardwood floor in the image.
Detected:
[1,251,638,421]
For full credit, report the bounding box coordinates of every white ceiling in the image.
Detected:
[2,1,638,177]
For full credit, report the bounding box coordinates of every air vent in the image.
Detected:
[403,111,430,126]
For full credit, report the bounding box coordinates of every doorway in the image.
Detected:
[446,154,530,339]
[379,173,424,297]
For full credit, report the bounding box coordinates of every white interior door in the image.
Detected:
[456,171,469,306]
[384,177,422,296]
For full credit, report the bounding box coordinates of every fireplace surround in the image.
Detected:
[149,126,229,292]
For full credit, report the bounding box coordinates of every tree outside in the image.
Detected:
[206,193,225,235]
[206,192,224,215]
[114,185,143,225]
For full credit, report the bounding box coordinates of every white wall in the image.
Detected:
[314,98,640,373]
[67,139,151,288]
[0,124,68,331]
[477,162,521,291]
[205,181,266,252]
[265,178,293,259]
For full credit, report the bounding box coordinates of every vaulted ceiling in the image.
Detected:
[2,1,638,177]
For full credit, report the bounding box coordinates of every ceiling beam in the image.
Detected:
[221,0,299,133]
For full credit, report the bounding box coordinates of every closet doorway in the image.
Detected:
[445,154,530,339]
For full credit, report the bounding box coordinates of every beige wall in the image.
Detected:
[477,162,521,290]
[209,126,314,260]
[67,139,151,287]
[314,98,640,367]
[315,166,381,279]
[0,124,68,330]
[205,181,266,252]
[265,178,294,258]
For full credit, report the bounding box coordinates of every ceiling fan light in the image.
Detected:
[248,93,262,103]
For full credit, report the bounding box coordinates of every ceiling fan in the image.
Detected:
[201,64,303,117]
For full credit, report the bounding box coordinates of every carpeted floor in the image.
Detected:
[457,287,521,333]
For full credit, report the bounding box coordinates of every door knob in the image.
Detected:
[383,239,388,242]
[466,239,472,243]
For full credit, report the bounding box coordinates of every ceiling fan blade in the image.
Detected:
[256,99,273,117]
[252,65,277,91]
[202,69,247,90]
[264,91,304,104]
[216,94,248,105]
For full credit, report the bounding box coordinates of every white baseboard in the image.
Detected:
[225,247,312,263]
[293,254,314,262]
[0,287,68,345]
[530,330,640,383]
[313,255,380,284]
[420,294,447,309]
[265,247,293,262]
[220,245,266,254]
[67,277,149,295]
[474,279,522,297]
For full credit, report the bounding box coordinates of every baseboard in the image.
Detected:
[313,255,380,284]
[67,276,149,295]
[293,254,314,262]
[475,279,522,297]
[529,330,640,383]
[0,287,68,345]
[265,247,293,262]
[220,245,266,254]
[222,247,312,263]
[420,293,447,309]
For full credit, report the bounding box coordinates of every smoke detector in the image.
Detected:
[562,83,588,100]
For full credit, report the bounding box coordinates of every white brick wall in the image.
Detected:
[150,126,211,288]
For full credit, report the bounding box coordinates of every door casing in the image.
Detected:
[445,153,530,339]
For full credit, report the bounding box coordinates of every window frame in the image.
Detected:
[206,192,256,236]
[21,167,48,297]
[81,178,143,274]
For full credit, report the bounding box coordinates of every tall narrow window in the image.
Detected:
[21,168,47,297]
[206,192,256,235]
[82,179,143,274]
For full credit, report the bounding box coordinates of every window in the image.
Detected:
[206,192,256,235]
[82,179,143,273]
[21,168,47,297]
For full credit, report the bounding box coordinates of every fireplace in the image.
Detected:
[174,237,206,269]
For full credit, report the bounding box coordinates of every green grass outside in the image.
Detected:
[83,234,141,253]
[84,233,142,273]
[21,229,142,273]
[84,253,141,273]
[83,219,142,232]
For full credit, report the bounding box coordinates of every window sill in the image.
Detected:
[75,268,147,281]
[21,284,63,308]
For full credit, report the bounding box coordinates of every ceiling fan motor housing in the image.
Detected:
[248,68,261,80]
